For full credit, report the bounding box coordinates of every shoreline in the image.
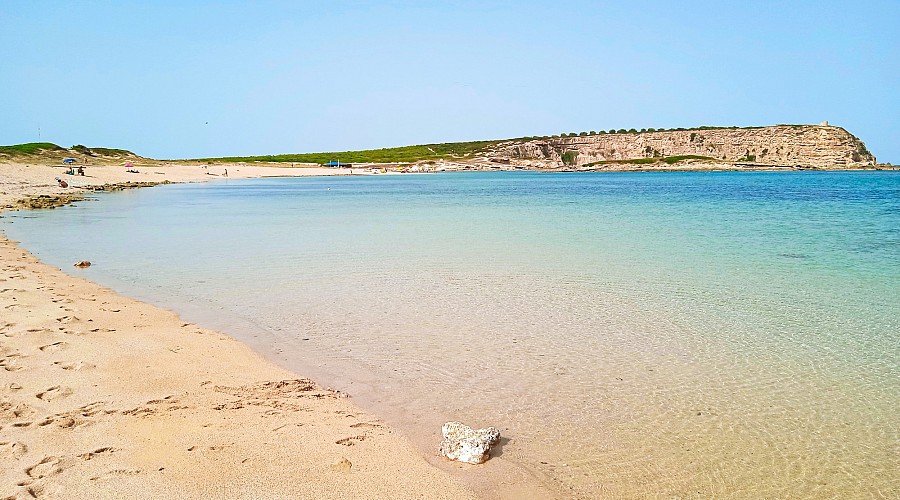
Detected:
[0,162,487,499]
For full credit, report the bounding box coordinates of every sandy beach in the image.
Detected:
[0,161,348,208]
[3,2,895,496]
[0,161,480,499]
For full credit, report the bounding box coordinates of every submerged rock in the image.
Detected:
[439,421,500,465]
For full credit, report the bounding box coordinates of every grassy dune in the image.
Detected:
[0,143,136,158]
[198,140,506,164]
[0,142,66,155]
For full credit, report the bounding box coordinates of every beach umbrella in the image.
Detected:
[63,158,75,164]
[124,162,134,167]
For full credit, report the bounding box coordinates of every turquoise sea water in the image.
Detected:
[4,171,898,498]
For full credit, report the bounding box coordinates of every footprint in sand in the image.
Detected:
[38,400,108,426]
[349,422,384,429]
[17,483,46,498]
[0,441,28,460]
[78,447,118,461]
[38,342,67,353]
[11,403,35,419]
[25,456,69,479]
[0,328,17,339]
[85,328,115,333]
[37,417,56,427]
[335,435,368,446]
[50,416,94,430]
[36,386,73,402]
[76,401,107,416]
[0,353,26,372]
[1,401,35,422]
[90,469,141,481]
[53,361,95,371]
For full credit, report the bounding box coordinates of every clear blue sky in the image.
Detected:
[1,1,897,161]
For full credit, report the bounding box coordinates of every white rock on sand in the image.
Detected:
[439,421,501,465]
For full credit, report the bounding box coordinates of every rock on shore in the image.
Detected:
[439,422,501,465]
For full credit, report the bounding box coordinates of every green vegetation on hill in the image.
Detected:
[561,125,770,138]
[201,140,507,164]
[0,142,135,157]
[89,147,134,156]
[72,145,135,157]
[0,142,65,155]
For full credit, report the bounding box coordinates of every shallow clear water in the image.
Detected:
[4,171,899,498]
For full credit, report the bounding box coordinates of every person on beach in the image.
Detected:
[224,168,228,177]
[77,166,85,176]
[55,177,68,188]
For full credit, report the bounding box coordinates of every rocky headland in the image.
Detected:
[476,124,877,171]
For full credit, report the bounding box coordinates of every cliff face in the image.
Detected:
[487,125,875,168]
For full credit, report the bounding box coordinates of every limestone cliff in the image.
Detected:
[484,125,875,169]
